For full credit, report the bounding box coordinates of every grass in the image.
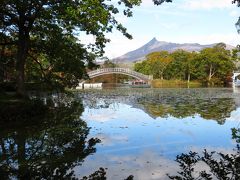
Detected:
[151,79,203,88]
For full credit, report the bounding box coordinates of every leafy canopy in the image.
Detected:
[0,0,172,94]
[134,44,236,84]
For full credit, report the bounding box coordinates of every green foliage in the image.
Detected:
[0,95,101,179]
[0,38,16,82]
[232,128,240,143]
[27,35,98,89]
[233,0,240,33]
[134,51,172,79]
[167,50,192,80]
[134,44,236,85]
[134,60,151,75]
[168,128,240,180]
[199,43,234,83]
[146,51,172,79]
[139,96,235,124]
[102,60,117,68]
[1,0,173,94]
[233,0,240,6]
[81,167,107,180]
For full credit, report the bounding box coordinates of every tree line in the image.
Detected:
[0,0,144,96]
[134,43,239,85]
[1,0,240,96]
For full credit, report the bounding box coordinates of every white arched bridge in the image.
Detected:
[81,68,152,83]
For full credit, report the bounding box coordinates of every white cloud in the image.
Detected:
[104,33,151,58]
[230,10,240,17]
[227,107,240,122]
[141,0,158,7]
[75,150,179,179]
[85,113,116,122]
[75,146,237,179]
[182,0,234,10]
[141,0,174,8]
[77,0,240,59]
[103,32,240,59]
[79,32,239,59]
[115,13,129,25]
[77,33,95,45]
[158,21,179,29]
[134,4,187,16]
[96,133,129,146]
[158,33,239,46]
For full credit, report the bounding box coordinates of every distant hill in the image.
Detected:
[114,38,235,63]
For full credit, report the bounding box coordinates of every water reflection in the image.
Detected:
[168,128,240,179]
[79,88,240,179]
[0,95,100,179]
[80,88,238,124]
[1,88,240,179]
[140,98,236,124]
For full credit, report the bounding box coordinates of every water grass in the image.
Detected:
[151,79,202,88]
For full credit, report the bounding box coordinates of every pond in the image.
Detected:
[0,88,240,179]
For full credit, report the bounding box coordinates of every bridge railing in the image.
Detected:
[88,68,151,80]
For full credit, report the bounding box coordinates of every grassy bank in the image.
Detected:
[151,79,203,88]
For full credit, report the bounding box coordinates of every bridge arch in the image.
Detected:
[81,68,152,83]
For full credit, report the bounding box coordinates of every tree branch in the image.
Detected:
[28,51,54,78]
[28,53,47,79]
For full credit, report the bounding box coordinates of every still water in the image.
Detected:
[1,88,240,179]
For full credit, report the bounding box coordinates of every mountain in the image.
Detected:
[114,38,235,63]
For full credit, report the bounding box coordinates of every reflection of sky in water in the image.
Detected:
[79,96,240,179]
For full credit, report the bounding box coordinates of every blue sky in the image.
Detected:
[81,0,240,59]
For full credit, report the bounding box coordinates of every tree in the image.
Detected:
[2,0,238,95]
[233,0,240,33]
[168,50,191,80]
[146,51,172,79]
[184,52,198,83]
[0,0,172,96]
[233,0,240,6]
[0,0,133,96]
[167,128,240,180]
[139,93,236,124]
[102,60,116,68]
[199,43,234,83]
[0,96,101,179]
[0,45,16,82]
[134,60,151,75]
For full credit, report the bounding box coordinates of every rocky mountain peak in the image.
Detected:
[114,38,235,63]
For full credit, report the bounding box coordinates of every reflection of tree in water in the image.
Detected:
[80,89,237,124]
[139,97,236,124]
[168,128,240,179]
[0,96,101,179]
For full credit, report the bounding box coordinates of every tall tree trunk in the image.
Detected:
[187,73,190,83]
[16,27,29,97]
[160,71,163,80]
[208,64,212,82]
